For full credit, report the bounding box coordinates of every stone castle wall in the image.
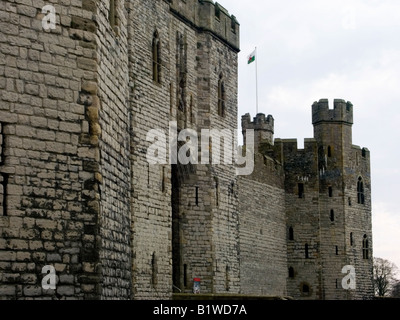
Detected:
[238,153,287,296]
[0,0,373,300]
[0,0,105,299]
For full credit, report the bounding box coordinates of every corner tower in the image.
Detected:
[311,99,373,299]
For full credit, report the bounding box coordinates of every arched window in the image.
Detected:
[218,73,225,117]
[362,235,369,259]
[330,209,335,222]
[289,227,294,241]
[305,243,309,259]
[357,177,365,205]
[152,31,161,83]
[288,267,295,278]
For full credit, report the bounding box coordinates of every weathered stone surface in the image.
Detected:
[0,0,372,302]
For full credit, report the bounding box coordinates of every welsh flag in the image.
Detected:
[247,49,256,64]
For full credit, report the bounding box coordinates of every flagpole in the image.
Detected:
[255,46,259,115]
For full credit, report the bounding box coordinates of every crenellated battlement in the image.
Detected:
[242,113,274,146]
[242,113,274,132]
[169,0,240,51]
[312,99,353,125]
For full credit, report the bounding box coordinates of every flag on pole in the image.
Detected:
[247,49,256,64]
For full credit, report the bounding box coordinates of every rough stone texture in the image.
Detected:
[0,0,373,301]
[238,153,287,296]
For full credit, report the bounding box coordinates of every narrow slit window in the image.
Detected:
[225,265,230,291]
[328,146,332,157]
[189,95,193,124]
[289,227,294,241]
[362,235,369,259]
[0,173,7,217]
[335,246,339,255]
[151,252,158,288]
[298,183,304,199]
[328,186,333,198]
[357,177,365,205]
[152,31,161,83]
[289,267,295,278]
[170,83,174,115]
[0,122,4,166]
[161,167,166,193]
[330,210,335,222]
[147,164,150,187]
[215,179,219,207]
[218,73,225,117]
[195,186,199,206]
[0,123,7,217]
[305,243,309,259]
[183,264,188,287]
[350,232,354,246]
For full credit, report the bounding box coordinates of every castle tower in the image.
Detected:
[241,113,274,148]
[283,99,373,300]
[312,99,354,164]
[311,99,373,299]
[168,0,241,295]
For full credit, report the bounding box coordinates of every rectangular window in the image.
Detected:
[328,186,333,198]
[298,183,304,199]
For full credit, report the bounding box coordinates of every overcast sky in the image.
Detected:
[222,0,400,271]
